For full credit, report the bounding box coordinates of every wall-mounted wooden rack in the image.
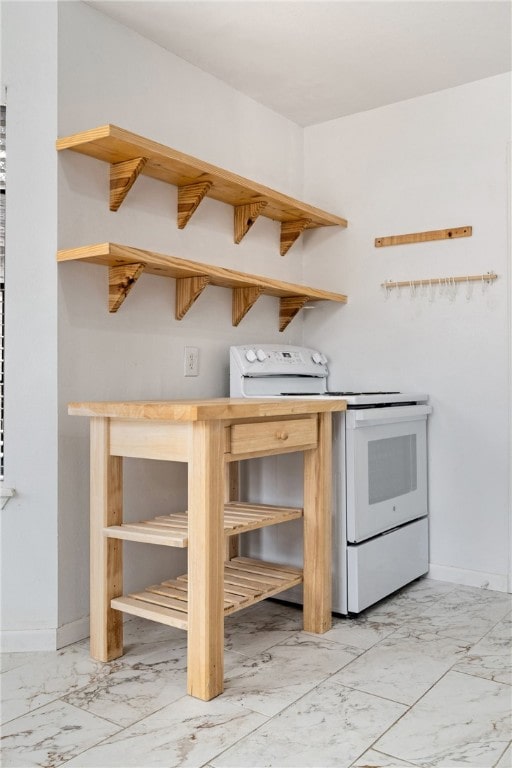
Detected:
[375,226,472,248]
[57,242,348,332]
[56,124,347,256]
[381,272,497,291]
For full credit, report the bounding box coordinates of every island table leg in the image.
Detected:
[303,411,332,634]
[187,420,225,700]
[89,416,123,661]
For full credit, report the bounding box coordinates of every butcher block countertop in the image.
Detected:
[68,397,347,421]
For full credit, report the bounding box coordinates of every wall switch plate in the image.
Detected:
[184,346,199,376]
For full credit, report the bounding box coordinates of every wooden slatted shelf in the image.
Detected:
[111,557,303,630]
[104,501,303,547]
[57,242,348,331]
[56,124,347,255]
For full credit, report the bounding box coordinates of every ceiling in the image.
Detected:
[86,1,511,126]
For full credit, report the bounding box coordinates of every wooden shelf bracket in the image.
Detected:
[109,263,145,312]
[280,219,312,256]
[110,157,147,212]
[234,201,268,244]
[177,181,213,229]
[279,295,309,332]
[232,286,264,326]
[175,275,210,320]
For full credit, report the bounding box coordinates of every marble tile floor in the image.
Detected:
[1,578,511,768]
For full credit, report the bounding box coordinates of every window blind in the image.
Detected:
[1,104,5,479]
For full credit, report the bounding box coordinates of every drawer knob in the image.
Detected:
[276,431,289,441]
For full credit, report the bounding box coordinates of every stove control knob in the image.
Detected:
[320,354,328,365]
[256,349,267,362]
[312,352,323,364]
[245,349,257,363]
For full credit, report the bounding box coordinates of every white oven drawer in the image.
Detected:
[347,517,429,613]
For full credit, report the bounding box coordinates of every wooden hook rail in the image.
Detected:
[382,272,497,290]
[375,226,472,248]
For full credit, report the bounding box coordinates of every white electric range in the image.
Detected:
[230,344,432,614]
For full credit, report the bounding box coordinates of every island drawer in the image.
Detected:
[228,416,317,458]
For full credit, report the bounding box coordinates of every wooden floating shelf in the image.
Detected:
[57,242,348,332]
[104,501,303,548]
[56,124,347,255]
[111,557,303,630]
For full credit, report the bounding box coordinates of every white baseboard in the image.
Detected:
[427,563,510,593]
[56,615,90,649]
[1,616,90,653]
[0,629,58,653]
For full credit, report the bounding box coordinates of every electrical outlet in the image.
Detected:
[184,346,199,377]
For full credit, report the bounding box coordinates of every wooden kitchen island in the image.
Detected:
[68,398,346,701]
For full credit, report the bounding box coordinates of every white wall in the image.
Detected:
[0,1,60,650]
[303,74,511,590]
[3,2,509,651]
[56,2,308,635]
[1,0,311,649]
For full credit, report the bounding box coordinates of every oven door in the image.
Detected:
[345,405,431,543]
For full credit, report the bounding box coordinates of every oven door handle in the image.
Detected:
[351,404,432,427]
